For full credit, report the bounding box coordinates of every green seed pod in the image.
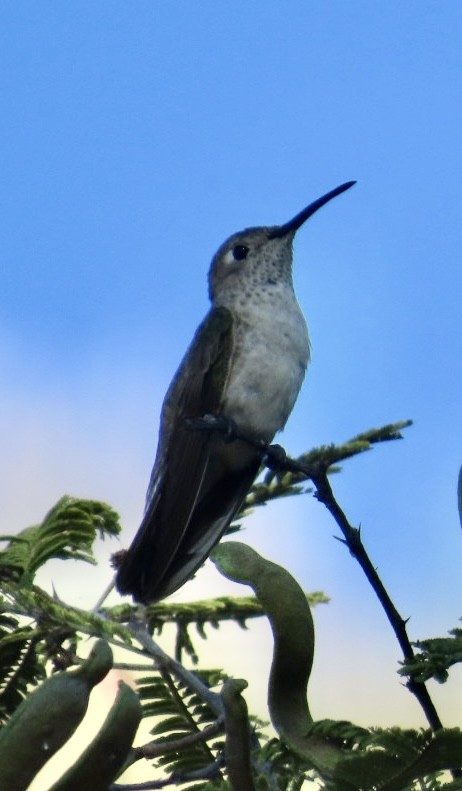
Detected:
[48,681,142,791]
[211,542,342,776]
[0,639,113,791]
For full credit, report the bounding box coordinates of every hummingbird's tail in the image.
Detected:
[115,442,260,604]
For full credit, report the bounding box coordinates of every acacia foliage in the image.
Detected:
[0,425,461,790]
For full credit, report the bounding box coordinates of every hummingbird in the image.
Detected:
[115,181,355,604]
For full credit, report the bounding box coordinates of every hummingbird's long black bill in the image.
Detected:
[269,180,356,239]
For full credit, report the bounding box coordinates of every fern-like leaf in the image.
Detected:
[0,496,120,585]
[401,627,462,683]
[0,613,45,724]
[136,669,226,784]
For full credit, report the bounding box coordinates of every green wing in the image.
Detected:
[116,306,260,604]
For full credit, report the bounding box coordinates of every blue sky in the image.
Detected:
[1,1,462,744]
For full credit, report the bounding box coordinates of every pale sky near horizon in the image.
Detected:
[1,3,462,785]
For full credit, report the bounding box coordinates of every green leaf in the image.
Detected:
[0,496,121,584]
[377,728,462,790]
[401,628,462,683]
[0,616,44,724]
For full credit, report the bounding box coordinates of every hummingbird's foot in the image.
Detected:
[185,415,291,465]
[111,548,128,570]
[184,413,239,442]
[262,443,289,471]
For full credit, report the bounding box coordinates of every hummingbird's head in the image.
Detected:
[208,225,294,306]
[208,181,356,306]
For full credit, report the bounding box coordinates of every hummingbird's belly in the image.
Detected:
[222,304,310,442]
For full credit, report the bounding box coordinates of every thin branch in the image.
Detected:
[1,588,225,719]
[111,759,223,790]
[265,443,444,732]
[112,662,157,672]
[188,418,444,734]
[131,718,224,761]
[104,593,327,628]
[128,617,224,718]
[310,468,443,732]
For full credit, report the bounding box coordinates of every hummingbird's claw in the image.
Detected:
[111,549,128,570]
[263,443,288,471]
[184,414,298,474]
[184,413,239,442]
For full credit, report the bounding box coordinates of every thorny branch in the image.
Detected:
[267,432,444,733]
[310,468,443,732]
[189,417,445,734]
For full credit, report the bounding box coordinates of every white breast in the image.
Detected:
[223,290,310,442]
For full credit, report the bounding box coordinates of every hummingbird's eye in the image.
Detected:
[232,244,249,261]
